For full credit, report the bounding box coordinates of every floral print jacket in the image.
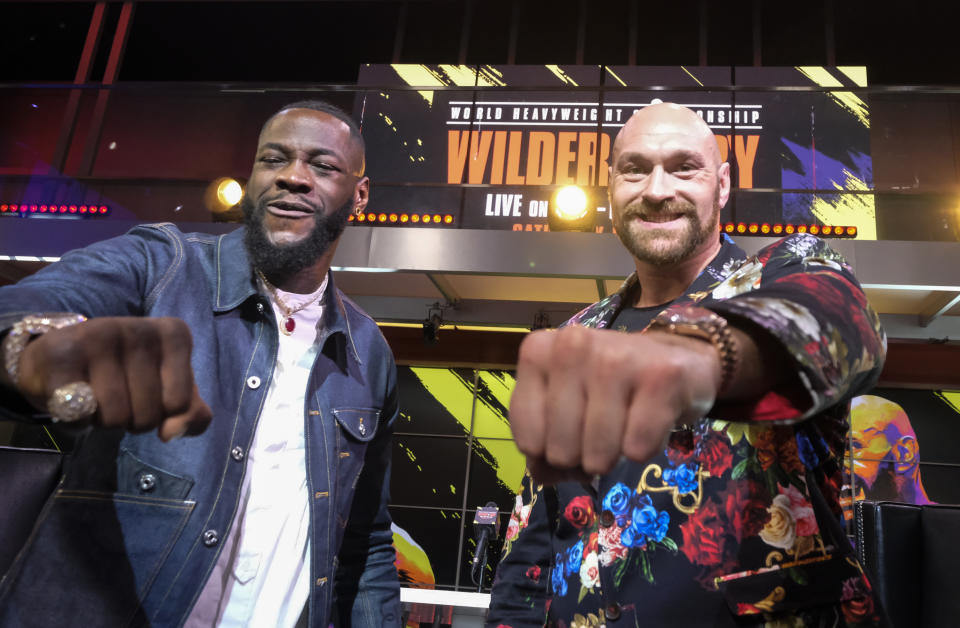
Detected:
[486,234,888,628]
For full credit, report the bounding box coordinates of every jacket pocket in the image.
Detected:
[0,489,194,628]
[116,447,195,500]
[332,407,380,443]
[331,408,381,525]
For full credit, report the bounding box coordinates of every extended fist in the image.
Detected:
[14,317,212,441]
[509,325,722,484]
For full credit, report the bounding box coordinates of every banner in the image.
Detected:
[356,64,875,238]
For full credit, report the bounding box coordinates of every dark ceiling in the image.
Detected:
[2,1,960,85]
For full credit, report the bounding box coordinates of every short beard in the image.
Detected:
[241,195,353,283]
[613,191,720,267]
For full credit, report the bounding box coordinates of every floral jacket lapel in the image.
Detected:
[564,235,747,331]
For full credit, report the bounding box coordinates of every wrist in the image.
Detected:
[647,306,738,394]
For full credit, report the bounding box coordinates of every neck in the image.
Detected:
[264,245,337,294]
[631,239,721,308]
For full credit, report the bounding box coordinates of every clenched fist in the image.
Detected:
[509,325,723,485]
[12,317,212,441]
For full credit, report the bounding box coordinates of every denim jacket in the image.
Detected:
[0,224,400,628]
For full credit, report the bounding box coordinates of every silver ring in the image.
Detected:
[47,381,98,423]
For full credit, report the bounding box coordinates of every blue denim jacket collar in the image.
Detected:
[212,227,362,370]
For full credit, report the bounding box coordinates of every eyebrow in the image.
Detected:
[258,142,345,161]
[616,148,706,164]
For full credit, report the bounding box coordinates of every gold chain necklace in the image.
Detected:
[256,270,323,335]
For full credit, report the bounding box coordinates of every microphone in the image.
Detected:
[471,501,500,588]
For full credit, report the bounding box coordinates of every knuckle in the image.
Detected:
[517,331,549,366]
[41,332,83,365]
[156,317,193,350]
[125,320,161,351]
[166,392,192,417]
[544,444,578,470]
[581,449,610,476]
[592,345,632,380]
[554,326,590,357]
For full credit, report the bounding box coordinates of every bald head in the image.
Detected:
[607,101,731,271]
[612,102,722,167]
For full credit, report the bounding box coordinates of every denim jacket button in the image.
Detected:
[246,376,261,389]
[256,302,265,314]
[138,473,157,492]
[231,446,244,461]
[203,530,220,547]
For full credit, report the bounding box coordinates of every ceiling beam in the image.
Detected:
[595,279,607,300]
[920,291,960,327]
[426,273,460,306]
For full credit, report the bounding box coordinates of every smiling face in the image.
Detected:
[608,103,730,267]
[241,107,368,282]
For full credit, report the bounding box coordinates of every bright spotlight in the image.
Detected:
[205,177,246,221]
[549,185,594,231]
[554,186,588,220]
[217,179,243,207]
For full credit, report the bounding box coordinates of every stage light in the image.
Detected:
[423,304,445,345]
[549,185,594,231]
[1,202,111,217]
[217,179,243,207]
[555,186,587,220]
[205,177,245,217]
[718,222,855,238]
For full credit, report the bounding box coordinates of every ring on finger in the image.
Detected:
[47,381,98,423]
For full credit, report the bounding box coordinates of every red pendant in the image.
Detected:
[284,317,296,334]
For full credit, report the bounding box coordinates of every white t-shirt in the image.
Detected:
[185,276,327,628]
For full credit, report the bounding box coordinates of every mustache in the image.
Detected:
[620,199,698,221]
[259,195,320,214]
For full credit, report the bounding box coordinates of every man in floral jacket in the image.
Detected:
[486,103,887,627]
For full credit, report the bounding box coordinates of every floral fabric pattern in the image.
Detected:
[486,235,887,628]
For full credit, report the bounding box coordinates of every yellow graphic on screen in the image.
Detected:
[410,367,525,494]
[389,64,505,107]
[935,390,960,415]
[795,66,869,128]
[810,169,877,240]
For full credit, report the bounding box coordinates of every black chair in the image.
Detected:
[854,500,960,628]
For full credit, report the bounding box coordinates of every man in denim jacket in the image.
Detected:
[0,101,400,627]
